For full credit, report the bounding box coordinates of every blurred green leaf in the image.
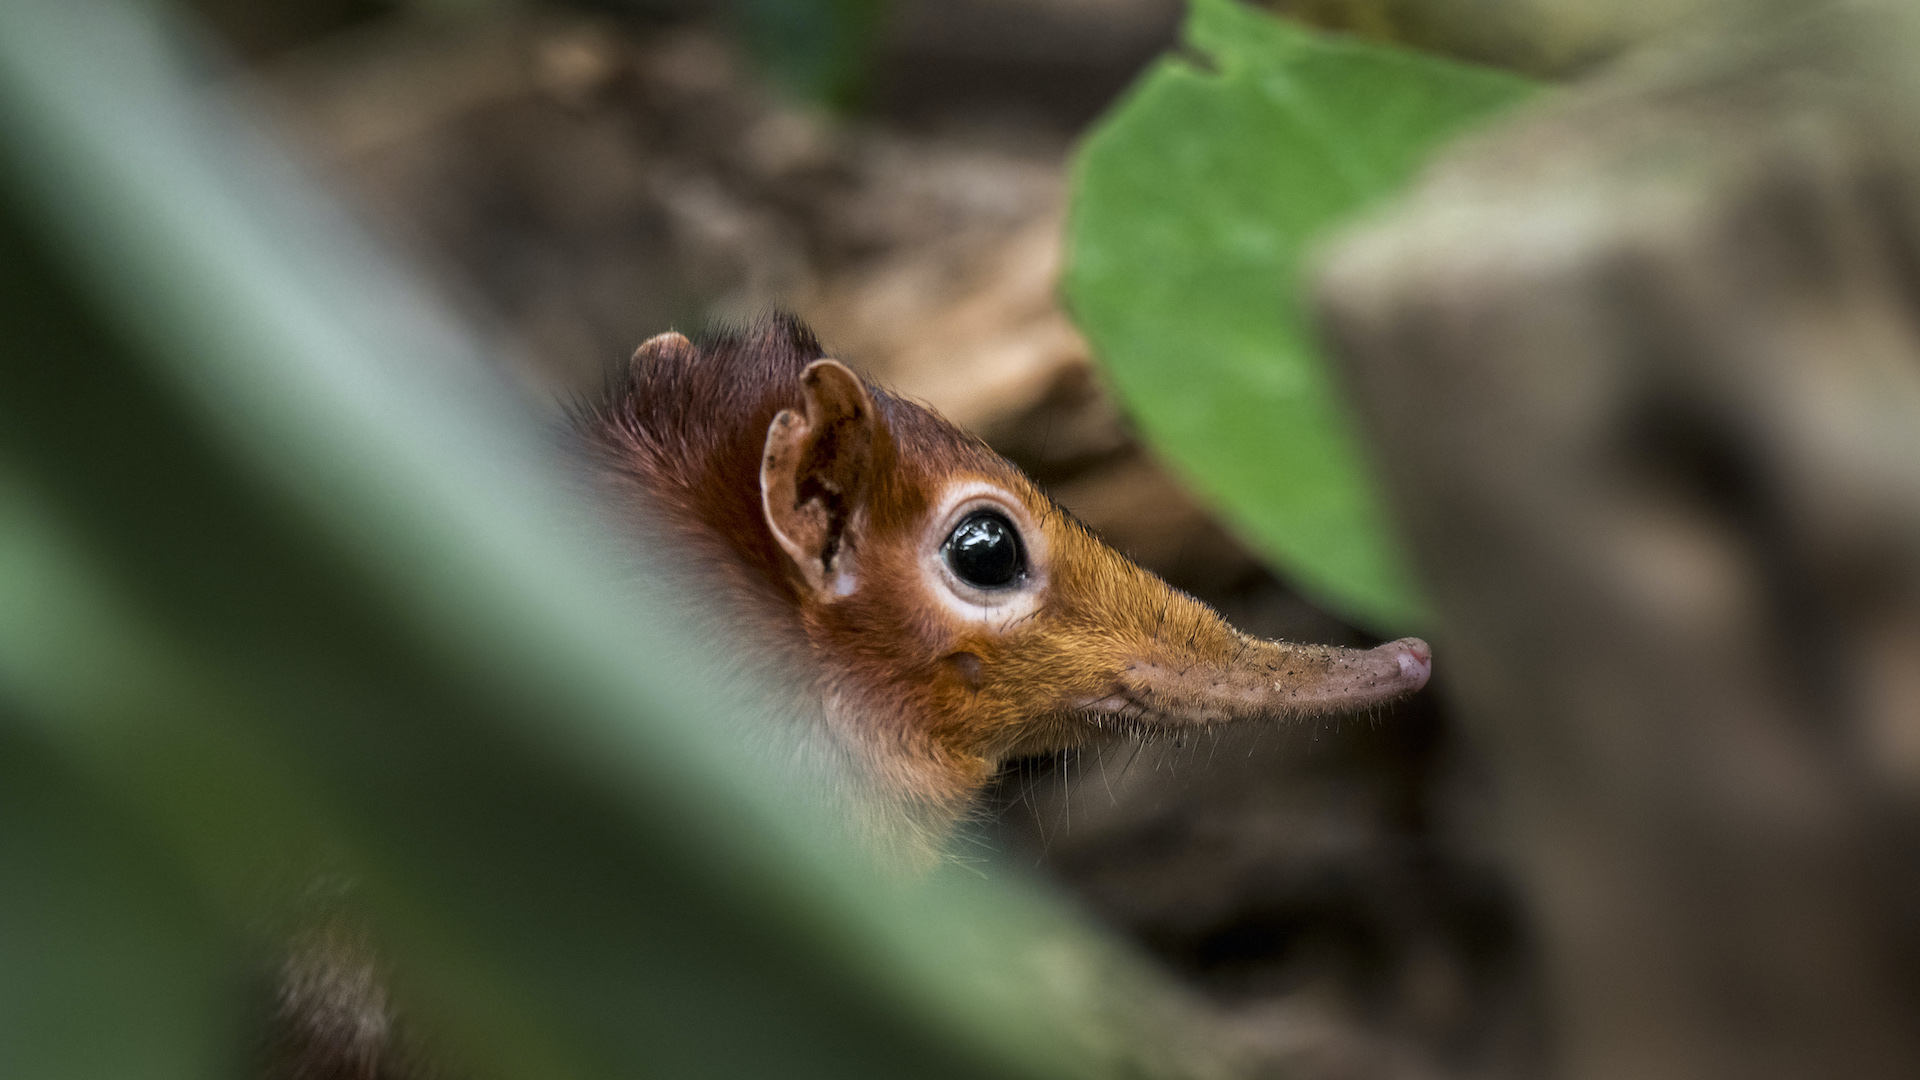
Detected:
[1065,0,1536,632]
[0,725,232,1080]
[0,2,1252,1079]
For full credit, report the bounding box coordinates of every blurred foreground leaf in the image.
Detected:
[1065,0,1536,632]
[0,2,1244,1079]
[0,723,230,1080]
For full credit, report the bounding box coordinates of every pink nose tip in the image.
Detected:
[1388,637,1433,690]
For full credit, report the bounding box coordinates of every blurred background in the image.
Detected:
[15,1,1920,1077]
[170,1,1541,1075]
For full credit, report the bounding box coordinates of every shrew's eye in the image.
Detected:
[943,510,1026,589]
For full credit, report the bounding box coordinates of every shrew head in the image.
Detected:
[756,353,1433,794]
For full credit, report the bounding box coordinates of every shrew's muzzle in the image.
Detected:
[1075,634,1432,730]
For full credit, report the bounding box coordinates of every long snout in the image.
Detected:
[1075,634,1432,730]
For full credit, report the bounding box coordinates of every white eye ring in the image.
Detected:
[920,480,1047,631]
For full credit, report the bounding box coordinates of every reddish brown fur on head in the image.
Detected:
[578,315,1431,851]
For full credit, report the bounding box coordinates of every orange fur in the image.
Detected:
[575,314,1431,854]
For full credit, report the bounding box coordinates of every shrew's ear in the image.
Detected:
[761,359,880,599]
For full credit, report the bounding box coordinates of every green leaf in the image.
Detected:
[1064,0,1537,632]
[0,725,232,1080]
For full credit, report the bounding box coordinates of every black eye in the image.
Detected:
[943,510,1026,589]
